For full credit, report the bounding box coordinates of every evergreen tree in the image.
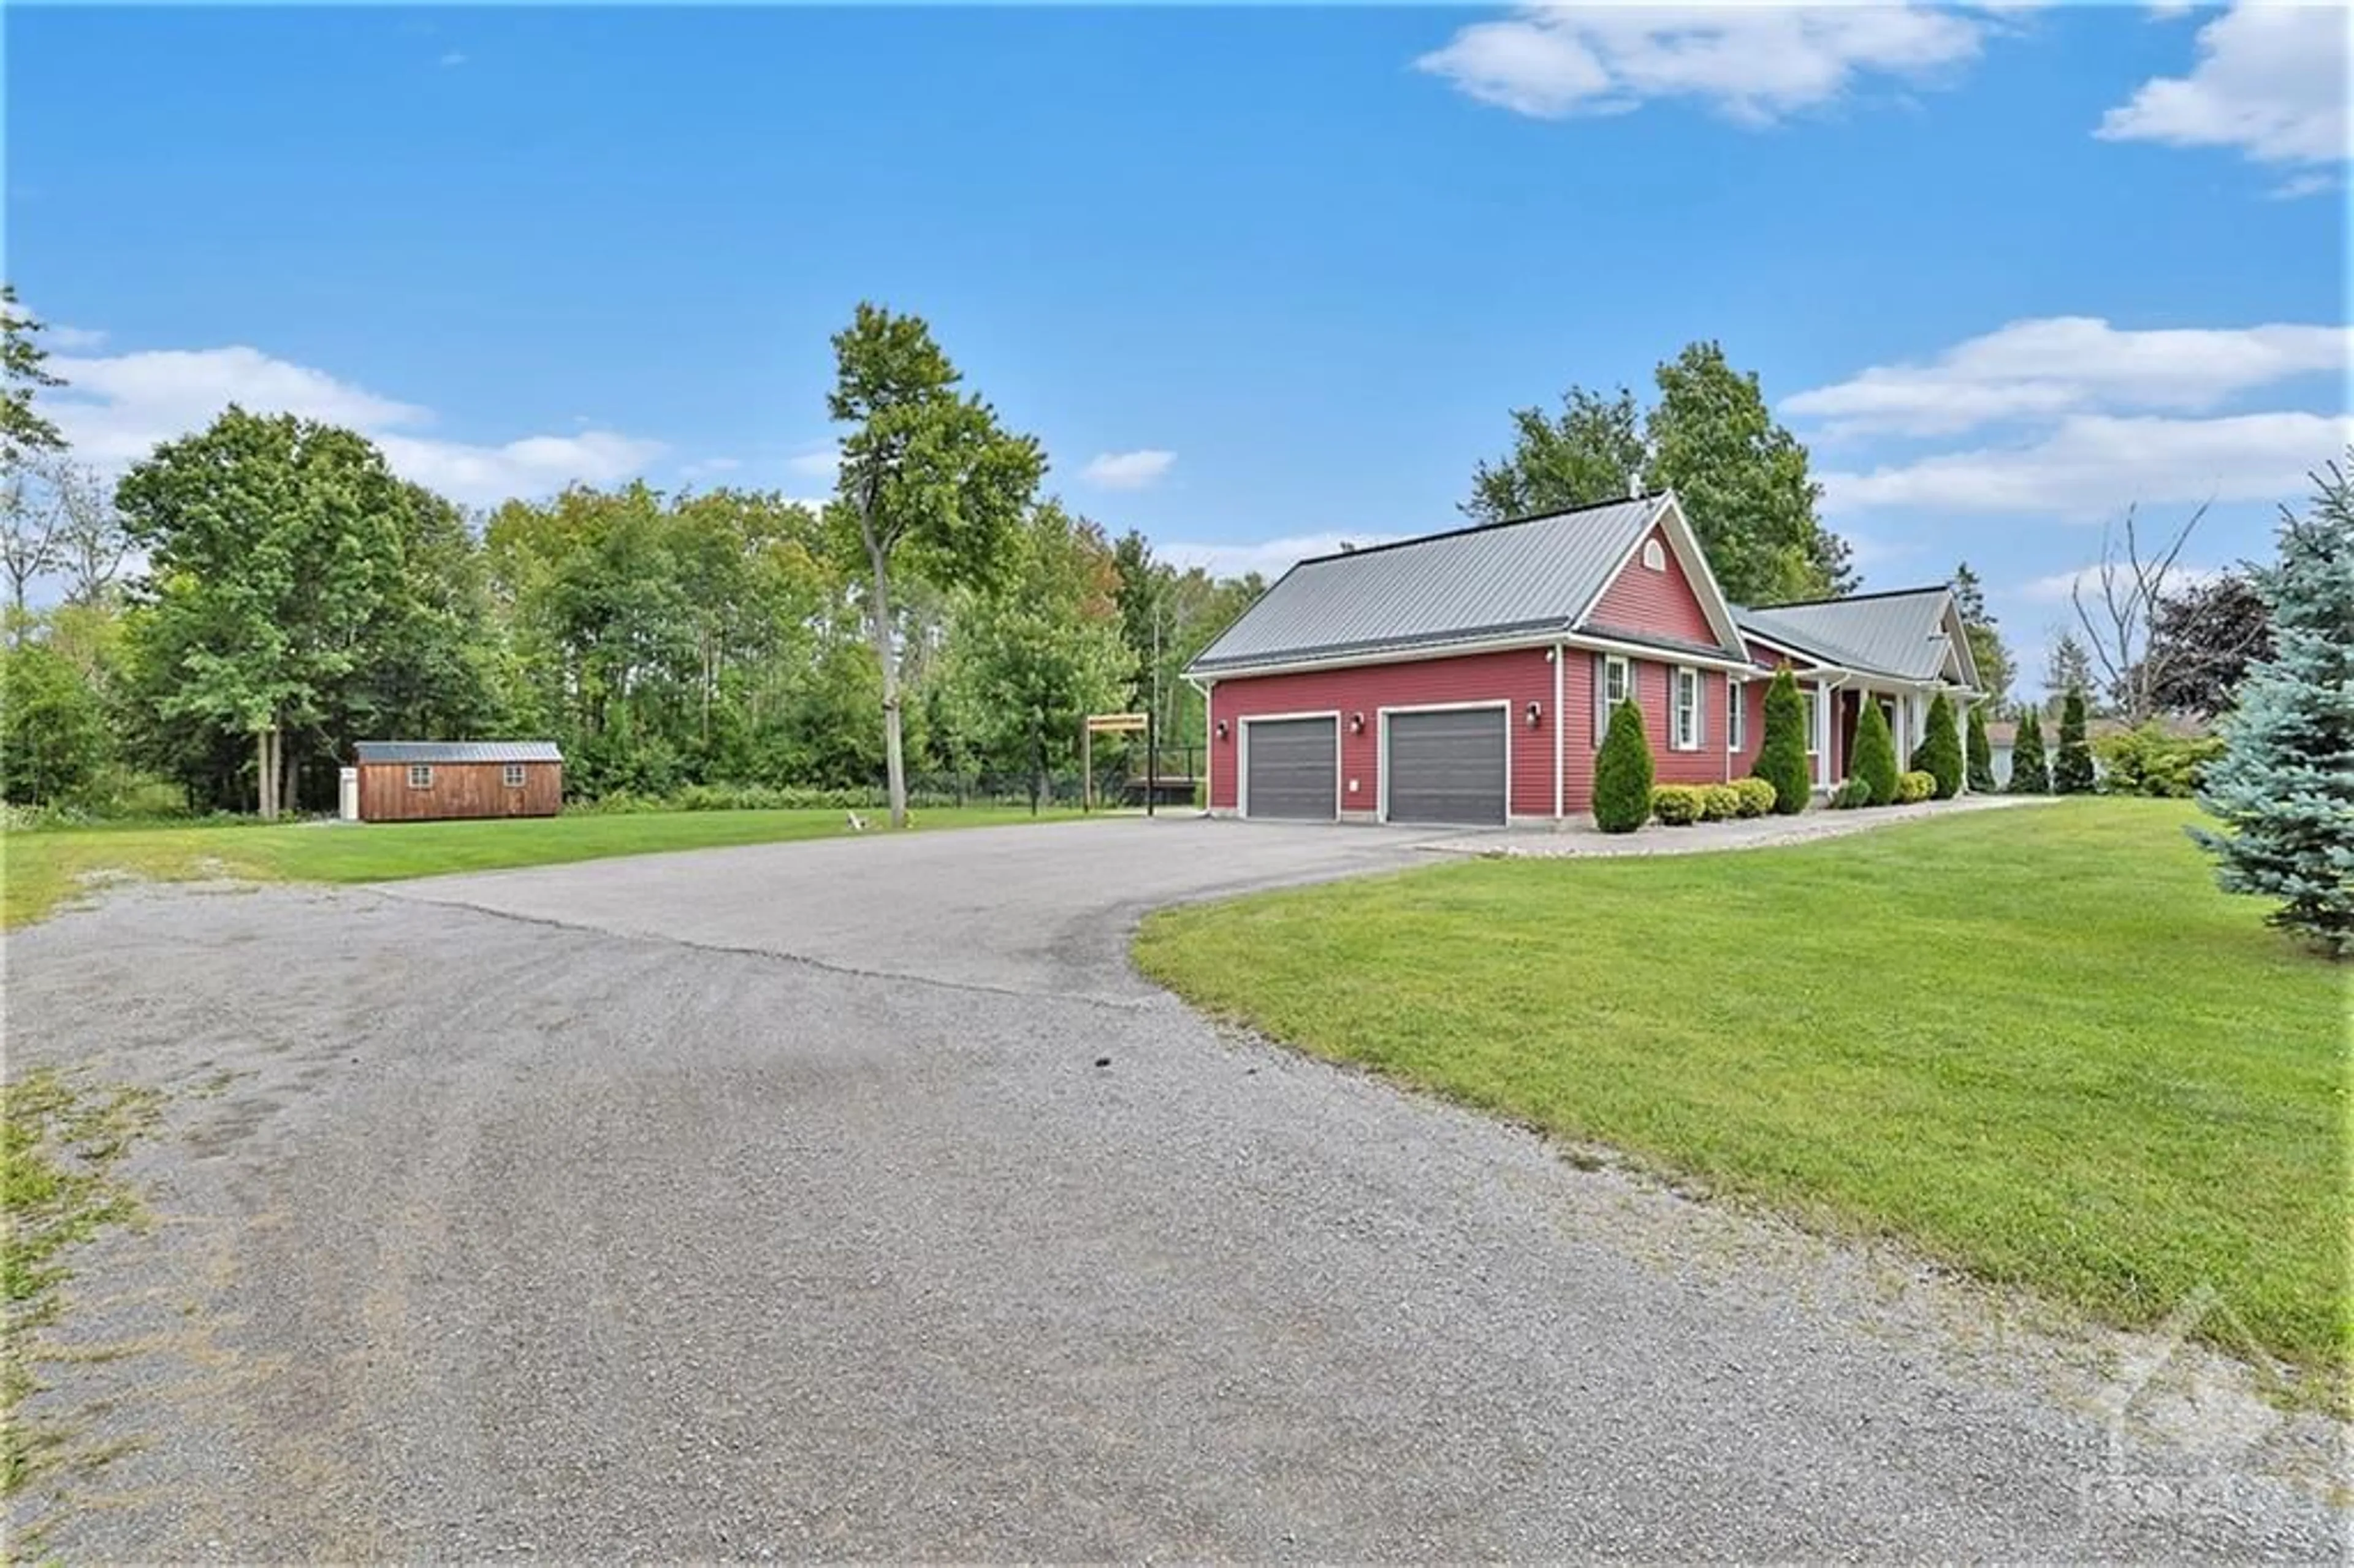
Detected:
[1965,703,1997,794]
[1751,667,1811,815]
[2008,709,2049,794]
[1912,691,1964,799]
[1592,698,1655,833]
[1849,700,1899,805]
[2054,687,2095,794]
[2192,463,2354,957]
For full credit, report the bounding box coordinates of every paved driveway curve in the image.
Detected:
[6,818,2341,1561]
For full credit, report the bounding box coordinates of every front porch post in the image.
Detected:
[1815,679,1832,790]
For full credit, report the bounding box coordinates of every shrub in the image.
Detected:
[2096,724,2225,799]
[1830,777,1872,810]
[1592,698,1655,834]
[1751,669,1810,815]
[2054,687,2096,794]
[1698,783,1741,821]
[2009,709,2049,794]
[1850,701,1900,805]
[1911,692,1964,799]
[1731,777,1777,818]
[1650,784,1704,825]
[1897,769,1937,804]
[1965,705,1997,794]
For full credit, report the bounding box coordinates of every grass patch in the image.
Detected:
[2,1068,161,1501]
[1136,799,2350,1391]
[1,805,1083,930]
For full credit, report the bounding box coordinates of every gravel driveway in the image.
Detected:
[6,818,2342,1560]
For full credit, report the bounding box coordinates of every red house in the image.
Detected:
[1184,492,1983,827]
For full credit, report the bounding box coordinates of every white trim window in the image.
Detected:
[1604,654,1632,709]
[1640,538,1667,572]
[1671,666,1702,750]
[408,763,434,789]
[1801,690,1821,757]
[1727,680,1745,752]
[503,763,527,788]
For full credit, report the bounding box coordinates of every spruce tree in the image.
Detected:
[1912,691,1964,799]
[2009,709,2049,793]
[1850,700,1899,805]
[1965,704,1997,794]
[2054,687,2095,794]
[1751,667,1810,815]
[1592,698,1655,833]
[2192,463,2354,956]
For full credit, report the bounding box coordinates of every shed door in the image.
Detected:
[1243,717,1337,821]
[1386,708,1508,826]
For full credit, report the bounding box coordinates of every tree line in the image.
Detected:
[0,294,1265,817]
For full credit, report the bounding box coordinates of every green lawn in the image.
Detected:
[2,805,1080,930]
[1135,799,2350,1391]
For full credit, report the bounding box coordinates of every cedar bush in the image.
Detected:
[1651,784,1704,825]
[2054,687,2096,794]
[1830,777,1872,809]
[2095,723,2224,798]
[2008,709,2049,794]
[1731,777,1776,818]
[1698,783,1742,821]
[1965,704,1997,794]
[1751,668,1810,815]
[1911,692,1964,799]
[1851,701,1900,805]
[1592,698,1654,833]
[1897,769,1937,803]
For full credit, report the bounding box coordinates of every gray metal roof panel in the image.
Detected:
[1187,496,1669,674]
[1734,590,1959,682]
[353,740,564,764]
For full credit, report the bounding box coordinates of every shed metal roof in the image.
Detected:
[1187,495,1672,674]
[1734,588,1970,685]
[353,740,564,765]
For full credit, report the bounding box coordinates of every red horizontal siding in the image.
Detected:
[1564,652,1732,808]
[1585,524,1718,647]
[1208,649,1559,820]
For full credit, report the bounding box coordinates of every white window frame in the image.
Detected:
[1801,690,1821,758]
[407,763,434,789]
[503,762,527,788]
[1640,538,1667,572]
[1727,679,1745,752]
[1670,666,1702,751]
[1602,655,1632,709]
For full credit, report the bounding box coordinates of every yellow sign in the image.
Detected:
[1085,712,1149,734]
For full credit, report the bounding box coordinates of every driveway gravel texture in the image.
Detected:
[5,816,2344,1561]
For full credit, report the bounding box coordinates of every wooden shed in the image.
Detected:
[351,740,564,823]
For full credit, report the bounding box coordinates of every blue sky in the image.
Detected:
[10,4,2348,689]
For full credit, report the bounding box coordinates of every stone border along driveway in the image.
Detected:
[1426,793,2050,858]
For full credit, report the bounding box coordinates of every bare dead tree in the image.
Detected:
[41,457,131,606]
[0,462,62,634]
[2071,500,2204,725]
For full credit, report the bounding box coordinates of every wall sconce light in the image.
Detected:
[1215,720,1230,741]
[1526,701,1543,729]
[1349,712,1366,735]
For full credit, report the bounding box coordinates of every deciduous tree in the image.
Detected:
[826,303,1045,826]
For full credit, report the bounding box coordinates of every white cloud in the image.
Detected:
[1783,316,2351,437]
[1157,531,1399,580]
[2018,560,2225,606]
[785,445,841,481]
[46,324,107,351]
[439,50,468,68]
[2266,170,2339,202]
[1819,410,2353,517]
[2097,2,2349,166]
[680,455,743,479]
[1080,448,1176,490]
[1415,4,1995,125]
[44,343,663,506]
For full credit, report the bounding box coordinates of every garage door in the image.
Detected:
[1386,707,1508,826]
[1243,716,1337,820]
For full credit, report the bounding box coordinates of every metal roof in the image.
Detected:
[352,740,563,765]
[1734,589,1969,684]
[1187,495,1672,674]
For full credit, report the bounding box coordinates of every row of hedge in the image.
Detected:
[1593,671,1968,834]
